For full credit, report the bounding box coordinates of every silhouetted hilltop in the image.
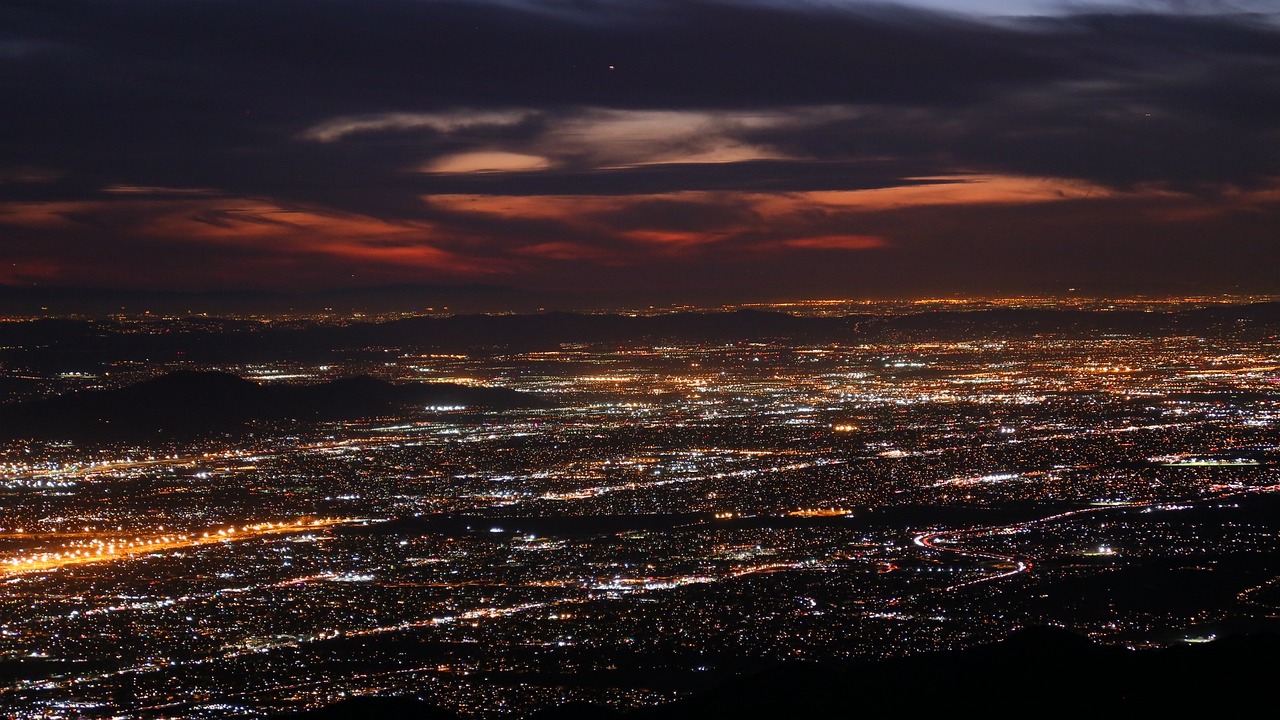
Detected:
[0,371,545,440]
[275,627,1280,720]
[632,626,1280,719]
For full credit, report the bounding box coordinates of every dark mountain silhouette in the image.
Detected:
[0,371,546,440]
[632,626,1280,718]
[272,627,1280,720]
[4,303,1280,373]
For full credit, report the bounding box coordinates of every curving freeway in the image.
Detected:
[912,483,1280,593]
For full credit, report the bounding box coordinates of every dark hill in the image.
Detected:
[272,627,1280,720]
[624,626,1280,719]
[0,371,546,441]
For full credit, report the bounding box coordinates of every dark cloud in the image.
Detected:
[0,0,1278,298]
[581,197,763,233]
[405,159,944,196]
[4,2,1277,192]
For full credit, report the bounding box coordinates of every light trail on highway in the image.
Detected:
[914,483,1280,593]
[0,517,352,578]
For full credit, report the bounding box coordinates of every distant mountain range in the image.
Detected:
[274,626,1280,719]
[3,304,1280,374]
[0,371,545,440]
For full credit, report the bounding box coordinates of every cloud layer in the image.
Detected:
[1,0,1277,300]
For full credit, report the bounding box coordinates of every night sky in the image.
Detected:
[2,0,1278,305]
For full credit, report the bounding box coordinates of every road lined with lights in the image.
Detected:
[916,484,1280,592]
[0,518,352,577]
[913,528,1032,592]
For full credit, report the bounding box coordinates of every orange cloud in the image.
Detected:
[425,174,1119,255]
[515,242,618,262]
[1,172,1234,293]
[621,230,725,246]
[426,194,616,219]
[0,200,98,229]
[782,235,887,250]
[428,173,1118,224]
[784,174,1116,213]
[0,196,509,286]
[1143,183,1280,222]
[424,151,553,174]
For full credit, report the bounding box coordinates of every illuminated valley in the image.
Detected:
[1,300,1279,718]
[6,0,1280,714]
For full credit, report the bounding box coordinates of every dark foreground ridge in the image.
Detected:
[0,371,545,440]
[274,627,1280,719]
